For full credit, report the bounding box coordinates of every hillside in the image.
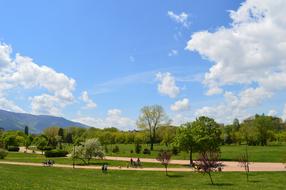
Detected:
[0,109,88,133]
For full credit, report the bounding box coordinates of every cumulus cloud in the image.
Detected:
[186,0,286,122]
[75,109,135,130]
[170,98,190,112]
[80,91,97,109]
[268,109,277,116]
[156,72,180,98]
[195,88,271,123]
[0,42,76,115]
[167,11,190,27]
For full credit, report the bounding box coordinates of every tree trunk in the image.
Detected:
[150,141,154,151]
[189,148,193,166]
[165,165,168,176]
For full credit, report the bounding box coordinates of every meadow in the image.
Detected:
[0,164,285,190]
[106,143,286,162]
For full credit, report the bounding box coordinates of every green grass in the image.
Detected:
[0,164,285,190]
[106,143,286,162]
[4,152,185,168]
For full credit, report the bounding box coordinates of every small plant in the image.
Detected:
[130,150,134,154]
[143,148,151,154]
[112,145,120,153]
[194,151,222,185]
[156,150,172,176]
[135,143,142,154]
[0,148,8,159]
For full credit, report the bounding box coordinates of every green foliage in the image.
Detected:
[0,148,8,159]
[71,138,104,165]
[143,148,151,154]
[45,149,68,157]
[112,145,120,153]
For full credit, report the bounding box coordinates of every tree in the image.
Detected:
[157,125,177,147]
[24,126,29,136]
[24,135,33,151]
[174,123,197,166]
[156,150,172,176]
[33,135,48,154]
[72,138,104,165]
[194,151,222,185]
[191,116,222,153]
[137,105,169,150]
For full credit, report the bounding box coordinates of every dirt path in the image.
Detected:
[17,147,286,172]
[0,159,285,172]
[104,156,286,172]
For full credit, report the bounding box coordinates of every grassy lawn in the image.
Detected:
[106,143,286,162]
[4,152,185,168]
[0,164,285,190]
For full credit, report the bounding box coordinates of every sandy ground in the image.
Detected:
[14,147,286,172]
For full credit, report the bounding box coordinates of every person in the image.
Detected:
[130,158,134,167]
[101,164,105,172]
[137,158,141,168]
[104,164,108,172]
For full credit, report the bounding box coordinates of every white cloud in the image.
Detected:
[195,88,271,123]
[168,49,178,56]
[170,98,190,112]
[186,0,286,122]
[167,11,190,27]
[80,91,97,109]
[0,95,24,113]
[75,109,135,130]
[0,42,76,115]
[156,72,180,98]
[268,109,277,116]
[187,0,286,96]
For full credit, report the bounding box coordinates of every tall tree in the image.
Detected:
[137,105,169,150]
[24,126,29,136]
[174,123,197,166]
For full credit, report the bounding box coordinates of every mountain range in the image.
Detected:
[0,109,88,133]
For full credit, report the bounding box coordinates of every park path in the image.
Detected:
[16,147,286,172]
[104,156,286,172]
[0,159,285,172]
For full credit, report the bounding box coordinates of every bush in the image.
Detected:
[172,146,180,155]
[130,150,134,154]
[135,143,142,154]
[0,149,8,159]
[143,148,151,154]
[112,145,120,153]
[45,149,68,157]
[7,146,19,152]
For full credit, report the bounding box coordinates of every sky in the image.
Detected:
[1,0,286,130]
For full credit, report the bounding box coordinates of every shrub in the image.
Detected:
[143,148,151,154]
[7,146,19,152]
[45,149,68,157]
[112,145,120,153]
[135,143,142,154]
[130,150,134,154]
[172,146,180,155]
[0,149,8,159]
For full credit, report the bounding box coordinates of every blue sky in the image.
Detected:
[1,0,286,129]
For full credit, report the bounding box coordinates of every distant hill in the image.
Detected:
[0,109,88,133]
